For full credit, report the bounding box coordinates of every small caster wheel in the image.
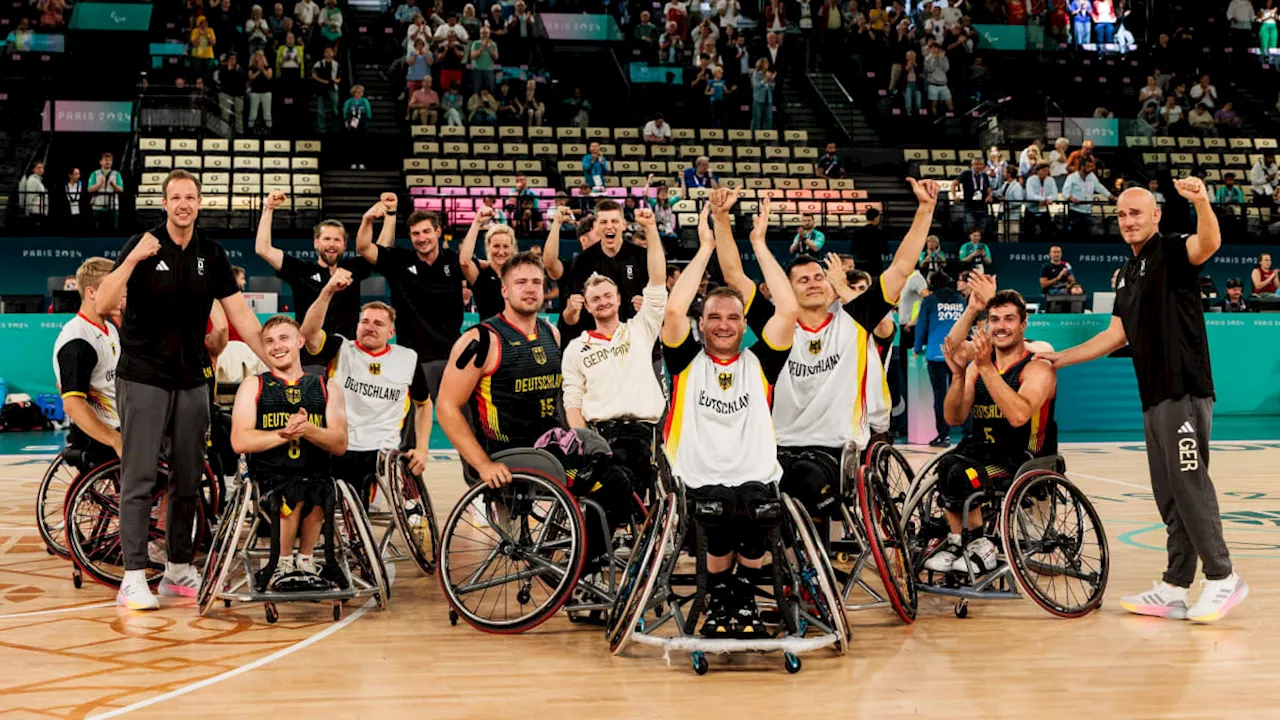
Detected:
[634,618,646,632]
[46,547,54,556]
[224,599,233,608]
[692,651,708,676]
[265,603,279,624]
[72,571,82,589]
[517,588,531,605]
[333,604,342,621]
[449,609,459,626]
[954,601,968,619]
[784,653,802,674]
[836,552,850,564]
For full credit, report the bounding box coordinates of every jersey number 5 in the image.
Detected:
[983,427,995,444]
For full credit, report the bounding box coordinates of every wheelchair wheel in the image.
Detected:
[439,473,586,634]
[36,451,81,558]
[899,470,950,579]
[855,466,918,623]
[781,494,850,652]
[64,461,206,588]
[866,442,914,511]
[385,452,440,575]
[337,479,390,610]
[607,493,678,655]
[1000,471,1109,618]
[199,479,254,615]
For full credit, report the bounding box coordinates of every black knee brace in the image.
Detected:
[779,450,839,517]
[936,455,988,513]
[692,486,737,557]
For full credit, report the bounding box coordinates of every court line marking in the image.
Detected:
[0,601,115,620]
[1067,471,1148,491]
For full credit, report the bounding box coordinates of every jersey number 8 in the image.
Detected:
[288,439,301,459]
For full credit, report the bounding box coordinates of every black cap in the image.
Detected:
[1226,277,1243,288]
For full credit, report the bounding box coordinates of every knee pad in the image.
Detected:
[937,457,988,513]
[739,482,782,527]
[779,453,838,517]
[691,486,736,527]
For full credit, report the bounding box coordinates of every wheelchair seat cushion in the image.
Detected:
[463,447,568,485]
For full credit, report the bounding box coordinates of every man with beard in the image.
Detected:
[255,189,397,338]
[458,204,516,320]
[436,252,561,487]
[1039,179,1246,623]
[299,269,431,509]
[661,189,799,637]
[544,199,648,345]
[931,289,1057,576]
[715,180,940,516]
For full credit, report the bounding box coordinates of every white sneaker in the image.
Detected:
[1119,581,1189,619]
[951,537,999,575]
[296,554,317,575]
[404,499,426,529]
[269,554,295,589]
[117,570,159,610]
[158,562,202,598]
[1186,573,1249,623]
[924,534,963,573]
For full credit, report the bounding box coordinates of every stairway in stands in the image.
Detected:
[321,169,399,227]
[805,73,880,147]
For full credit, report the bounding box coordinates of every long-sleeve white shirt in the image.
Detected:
[1250,159,1279,196]
[1024,175,1058,213]
[1061,171,1111,214]
[561,285,668,423]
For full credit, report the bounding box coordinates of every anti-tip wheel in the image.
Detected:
[332,603,342,622]
[784,653,802,674]
[224,599,232,608]
[72,571,82,589]
[265,603,279,624]
[449,609,459,626]
[692,652,709,676]
[954,601,968,619]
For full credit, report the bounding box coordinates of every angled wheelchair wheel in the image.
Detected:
[781,494,850,652]
[64,461,205,588]
[607,493,677,655]
[440,473,586,634]
[855,466,918,623]
[899,469,950,581]
[384,452,440,576]
[1000,471,1109,618]
[866,442,914,512]
[36,451,81,558]
[199,479,254,615]
[337,479,390,610]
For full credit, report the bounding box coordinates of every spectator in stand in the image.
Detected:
[993,164,1025,233]
[1024,163,1058,240]
[245,5,270,54]
[216,53,247,134]
[762,31,784,72]
[64,167,84,227]
[1138,75,1162,109]
[658,21,684,65]
[1148,177,1166,206]
[1018,142,1042,179]
[343,85,372,168]
[1039,245,1075,297]
[1187,103,1215,135]
[88,153,125,230]
[649,182,679,241]
[1250,151,1279,205]
[914,270,965,448]
[470,26,499,94]
[190,17,217,74]
[1159,95,1184,133]
[750,59,776,130]
[563,86,592,127]
[275,33,306,126]
[312,45,341,133]
[582,142,608,192]
[466,87,498,127]
[789,215,826,255]
[39,0,66,28]
[1070,0,1092,46]
[898,49,923,115]
[918,235,945,275]
[1216,278,1249,312]
[706,65,727,128]
[405,13,430,52]
[985,146,1007,182]
[495,80,522,125]
[957,156,992,237]
[643,113,671,143]
[208,0,239,55]
[1254,253,1279,296]
[268,3,288,41]
[460,3,482,38]
[246,49,274,133]
[1261,0,1280,59]
[1048,136,1070,187]
[1062,159,1110,237]
[440,84,464,125]
[21,162,47,222]
[1214,173,1245,206]
[682,156,719,189]
[396,0,423,25]
[1189,74,1218,109]
[506,1,536,64]
[295,0,319,40]
[1065,139,1095,173]
[817,142,844,179]
[523,79,545,126]
[924,43,953,115]
[1214,102,1240,132]
[1092,0,1116,45]
[664,0,689,39]
[435,35,466,92]
[958,226,992,273]
[434,12,469,43]
[717,0,741,29]
[1139,104,1161,133]
[405,39,432,93]
[319,0,343,48]
[408,75,439,125]
[634,10,660,60]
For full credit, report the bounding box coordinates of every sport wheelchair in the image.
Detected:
[604,480,850,675]
[363,449,440,576]
[199,465,389,623]
[899,450,1109,618]
[438,446,647,633]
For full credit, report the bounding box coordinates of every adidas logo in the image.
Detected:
[311,273,323,283]
[408,266,418,275]
[1178,421,1195,435]
[155,260,171,271]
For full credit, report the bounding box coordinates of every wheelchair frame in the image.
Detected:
[366,449,440,576]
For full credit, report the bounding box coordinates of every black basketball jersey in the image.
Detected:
[971,350,1057,458]
[470,314,562,453]
[249,372,331,479]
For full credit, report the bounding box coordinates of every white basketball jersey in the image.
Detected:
[328,336,418,451]
[53,314,121,429]
[773,302,889,449]
[663,336,784,490]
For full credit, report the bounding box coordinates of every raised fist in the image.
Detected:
[127,233,161,265]
[380,192,398,212]
[266,188,288,210]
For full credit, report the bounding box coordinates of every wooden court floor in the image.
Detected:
[2,442,1279,719]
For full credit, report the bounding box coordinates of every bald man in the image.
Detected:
[1040,179,1246,623]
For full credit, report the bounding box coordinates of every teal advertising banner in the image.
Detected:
[70,3,153,31]
[43,101,134,132]
[630,62,683,84]
[539,13,624,41]
[973,24,1027,50]
[1070,117,1121,147]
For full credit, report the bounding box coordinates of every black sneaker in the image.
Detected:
[700,581,734,637]
[731,580,768,637]
[928,434,951,448]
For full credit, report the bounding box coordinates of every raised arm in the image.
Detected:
[634,205,666,285]
[457,205,495,285]
[1174,177,1222,265]
[255,189,288,271]
[542,205,573,280]
[946,272,994,351]
[354,201,387,264]
[207,301,230,360]
[220,294,268,364]
[710,188,797,346]
[662,214,716,346]
[712,195,758,300]
[97,233,160,316]
[300,268,352,354]
[1038,315,1128,368]
[377,192,398,247]
[881,178,941,302]
[942,343,977,427]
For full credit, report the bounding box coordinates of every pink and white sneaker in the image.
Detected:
[1187,573,1248,623]
[158,563,202,598]
[1119,581,1189,619]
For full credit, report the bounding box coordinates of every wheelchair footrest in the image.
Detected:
[631,632,839,659]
